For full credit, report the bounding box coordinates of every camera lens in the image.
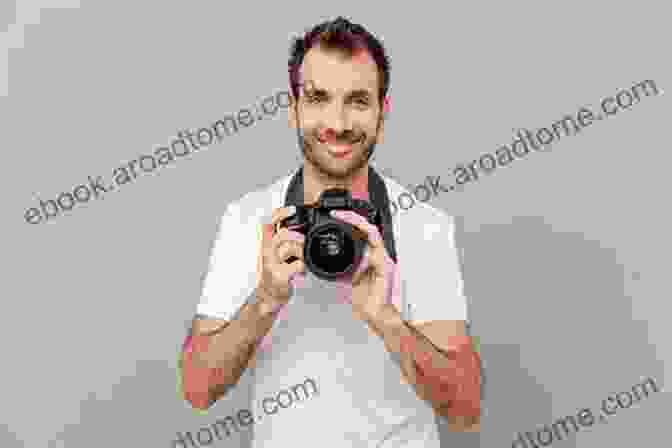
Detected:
[317,230,344,257]
[307,224,357,278]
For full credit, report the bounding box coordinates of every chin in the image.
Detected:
[316,153,367,177]
[302,148,362,176]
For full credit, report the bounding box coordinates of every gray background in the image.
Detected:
[1,1,670,447]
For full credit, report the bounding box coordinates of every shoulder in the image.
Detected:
[216,170,295,227]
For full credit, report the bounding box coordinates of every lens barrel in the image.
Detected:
[304,219,365,280]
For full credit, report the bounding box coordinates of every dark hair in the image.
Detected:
[288,17,391,108]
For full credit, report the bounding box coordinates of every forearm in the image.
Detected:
[182,289,282,409]
[364,304,481,425]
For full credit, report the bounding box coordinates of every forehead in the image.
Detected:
[301,45,379,95]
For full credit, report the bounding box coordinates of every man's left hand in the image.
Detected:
[330,210,399,322]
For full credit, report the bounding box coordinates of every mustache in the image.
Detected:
[314,129,363,144]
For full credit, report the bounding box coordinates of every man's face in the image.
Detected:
[289,45,385,180]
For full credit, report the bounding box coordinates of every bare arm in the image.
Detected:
[180,289,282,410]
[181,205,305,410]
[366,308,481,431]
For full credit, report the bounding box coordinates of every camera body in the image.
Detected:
[279,188,383,281]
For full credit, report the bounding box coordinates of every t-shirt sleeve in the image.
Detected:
[195,202,263,321]
[405,211,468,325]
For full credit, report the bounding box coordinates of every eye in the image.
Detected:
[305,95,323,104]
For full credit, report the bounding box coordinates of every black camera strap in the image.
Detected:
[283,165,398,264]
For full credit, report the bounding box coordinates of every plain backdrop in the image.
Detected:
[1,1,670,447]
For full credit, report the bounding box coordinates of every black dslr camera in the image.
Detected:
[279,188,383,281]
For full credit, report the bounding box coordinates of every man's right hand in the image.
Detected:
[256,206,306,312]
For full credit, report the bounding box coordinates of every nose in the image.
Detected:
[319,101,353,138]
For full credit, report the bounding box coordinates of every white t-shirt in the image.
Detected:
[195,165,468,447]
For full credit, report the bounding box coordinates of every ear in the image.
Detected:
[376,98,388,145]
[288,95,299,129]
[377,119,385,145]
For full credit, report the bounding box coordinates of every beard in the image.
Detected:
[297,126,378,181]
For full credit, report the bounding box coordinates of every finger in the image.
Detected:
[276,242,303,263]
[262,206,297,255]
[273,228,305,251]
[273,229,305,262]
[330,210,387,280]
[330,210,384,249]
[264,206,297,235]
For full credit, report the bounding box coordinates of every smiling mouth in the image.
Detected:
[319,137,363,156]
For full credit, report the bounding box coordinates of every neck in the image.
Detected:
[302,162,370,204]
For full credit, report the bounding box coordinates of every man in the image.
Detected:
[179,16,481,447]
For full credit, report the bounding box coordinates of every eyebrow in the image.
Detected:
[306,87,373,99]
